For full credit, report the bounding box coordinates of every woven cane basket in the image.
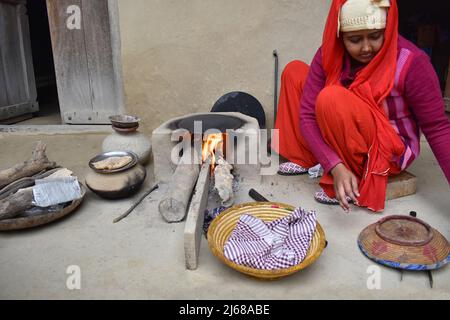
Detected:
[358,215,450,270]
[207,202,326,280]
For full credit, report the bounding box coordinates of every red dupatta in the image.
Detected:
[321,0,405,212]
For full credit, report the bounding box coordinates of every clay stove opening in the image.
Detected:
[201,133,226,169]
[175,113,243,171]
[174,114,244,133]
[152,112,261,188]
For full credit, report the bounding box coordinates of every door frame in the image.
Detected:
[107,0,125,119]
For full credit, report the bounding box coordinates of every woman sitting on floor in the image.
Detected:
[272,0,450,213]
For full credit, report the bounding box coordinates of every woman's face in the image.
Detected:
[342,29,385,64]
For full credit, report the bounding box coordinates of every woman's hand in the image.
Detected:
[330,163,360,212]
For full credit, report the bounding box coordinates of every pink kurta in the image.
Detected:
[299,36,450,184]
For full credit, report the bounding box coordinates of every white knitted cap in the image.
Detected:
[339,0,390,33]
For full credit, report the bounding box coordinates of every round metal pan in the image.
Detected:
[88,151,138,174]
[211,91,266,129]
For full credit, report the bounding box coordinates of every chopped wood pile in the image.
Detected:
[0,142,70,221]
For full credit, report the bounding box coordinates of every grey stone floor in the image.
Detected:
[0,132,448,299]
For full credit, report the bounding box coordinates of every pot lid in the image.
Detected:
[358,214,450,270]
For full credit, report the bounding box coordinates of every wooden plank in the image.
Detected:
[0,113,32,125]
[107,0,125,115]
[0,42,9,106]
[0,2,28,105]
[61,109,117,124]
[46,0,93,122]
[0,2,9,106]
[0,1,38,120]
[184,159,211,270]
[17,3,38,105]
[82,0,118,117]
[0,102,38,119]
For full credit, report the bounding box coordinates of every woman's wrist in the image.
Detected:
[330,162,345,176]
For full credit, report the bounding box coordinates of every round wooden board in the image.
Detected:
[0,184,86,231]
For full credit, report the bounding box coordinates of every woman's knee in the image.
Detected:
[316,85,353,116]
[281,60,310,86]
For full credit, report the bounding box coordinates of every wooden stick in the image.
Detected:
[113,184,159,223]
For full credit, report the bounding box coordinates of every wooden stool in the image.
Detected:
[386,171,417,200]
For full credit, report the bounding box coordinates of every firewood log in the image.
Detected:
[214,157,234,206]
[0,142,57,189]
[0,188,34,220]
[158,150,201,223]
[0,168,61,201]
[0,169,74,221]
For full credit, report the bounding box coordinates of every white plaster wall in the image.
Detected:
[117,0,331,132]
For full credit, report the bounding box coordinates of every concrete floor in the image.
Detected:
[0,131,449,300]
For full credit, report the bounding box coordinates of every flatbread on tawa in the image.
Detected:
[92,156,132,170]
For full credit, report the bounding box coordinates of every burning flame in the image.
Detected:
[202,133,224,168]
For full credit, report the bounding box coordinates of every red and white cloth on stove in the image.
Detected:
[224,208,317,270]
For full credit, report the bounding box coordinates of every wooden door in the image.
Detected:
[46,0,124,124]
[0,0,39,121]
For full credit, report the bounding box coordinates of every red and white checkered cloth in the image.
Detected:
[224,208,317,270]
